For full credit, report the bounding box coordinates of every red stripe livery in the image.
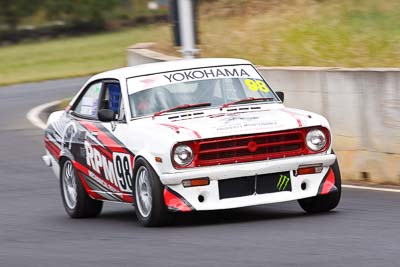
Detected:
[80,121,129,154]
[44,137,61,159]
[319,168,336,195]
[160,123,202,138]
[164,187,194,212]
[73,160,133,203]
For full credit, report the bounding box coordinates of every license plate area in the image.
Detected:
[218,171,291,199]
[256,171,291,194]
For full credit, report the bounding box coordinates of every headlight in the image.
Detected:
[173,145,194,167]
[306,129,327,151]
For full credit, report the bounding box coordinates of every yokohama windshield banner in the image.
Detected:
[127,64,262,94]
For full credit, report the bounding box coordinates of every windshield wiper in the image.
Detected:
[220,97,275,109]
[153,102,211,118]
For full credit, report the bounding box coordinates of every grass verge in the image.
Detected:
[0,24,171,86]
[156,0,400,67]
[1,0,400,86]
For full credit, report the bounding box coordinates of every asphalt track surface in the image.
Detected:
[0,78,399,267]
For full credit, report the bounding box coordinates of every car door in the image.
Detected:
[96,81,135,201]
[66,80,133,203]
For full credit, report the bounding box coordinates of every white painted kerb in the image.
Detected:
[27,100,61,130]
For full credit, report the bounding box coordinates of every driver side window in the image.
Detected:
[100,82,124,121]
[74,82,102,119]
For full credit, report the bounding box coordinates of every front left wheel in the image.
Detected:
[60,159,103,218]
[133,158,173,227]
[298,152,341,213]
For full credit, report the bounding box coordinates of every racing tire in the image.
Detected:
[60,159,103,218]
[298,151,341,213]
[133,158,173,227]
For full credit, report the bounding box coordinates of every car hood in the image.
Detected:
[152,105,328,141]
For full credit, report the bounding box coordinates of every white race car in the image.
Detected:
[43,58,341,226]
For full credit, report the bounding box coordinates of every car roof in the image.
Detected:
[90,58,252,81]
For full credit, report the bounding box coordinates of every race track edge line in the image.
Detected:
[27,100,61,130]
[343,184,400,193]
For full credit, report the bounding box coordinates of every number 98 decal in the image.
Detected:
[245,79,270,93]
[113,153,133,192]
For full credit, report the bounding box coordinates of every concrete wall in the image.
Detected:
[259,68,400,184]
[127,43,180,66]
[127,44,400,184]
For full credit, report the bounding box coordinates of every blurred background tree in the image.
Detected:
[0,0,168,43]
[44,0,120,29]
[0,0,163,32]
[0,0,40,30]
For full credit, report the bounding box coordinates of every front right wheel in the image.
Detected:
[133,158,173,227]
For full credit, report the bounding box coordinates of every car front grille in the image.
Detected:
[196,129,304,167]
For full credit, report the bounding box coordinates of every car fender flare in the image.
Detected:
[59,148,75,163]
[133,150,162,178]
[58,150,75,178]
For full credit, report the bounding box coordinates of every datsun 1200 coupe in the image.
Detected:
[43,58,341,226]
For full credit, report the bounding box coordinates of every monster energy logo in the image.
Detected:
[277,174,290,191]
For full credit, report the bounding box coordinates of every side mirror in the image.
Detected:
[276,91,284,103]
[98,109,115,122]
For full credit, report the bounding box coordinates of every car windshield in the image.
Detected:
[127,64,280,117]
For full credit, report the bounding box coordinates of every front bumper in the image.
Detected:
[160,153,335,185]
[43,150,61,179]
[160,153,336,211]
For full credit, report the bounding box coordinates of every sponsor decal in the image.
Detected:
[94,83,102,93]
[88,170,119,193]
[61,122,78,150]
[80,97,98,116]
[221,115,260,123]
[277,174,290,191]
[216,119,278,132]
[163,67,250,83]
[127,65,262,94]
[84,141,133,192]
[213,113,288,134]
[140,78,156,86]
[76,172,106,200]
[244,79,270,92]
[74,160,132,202]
